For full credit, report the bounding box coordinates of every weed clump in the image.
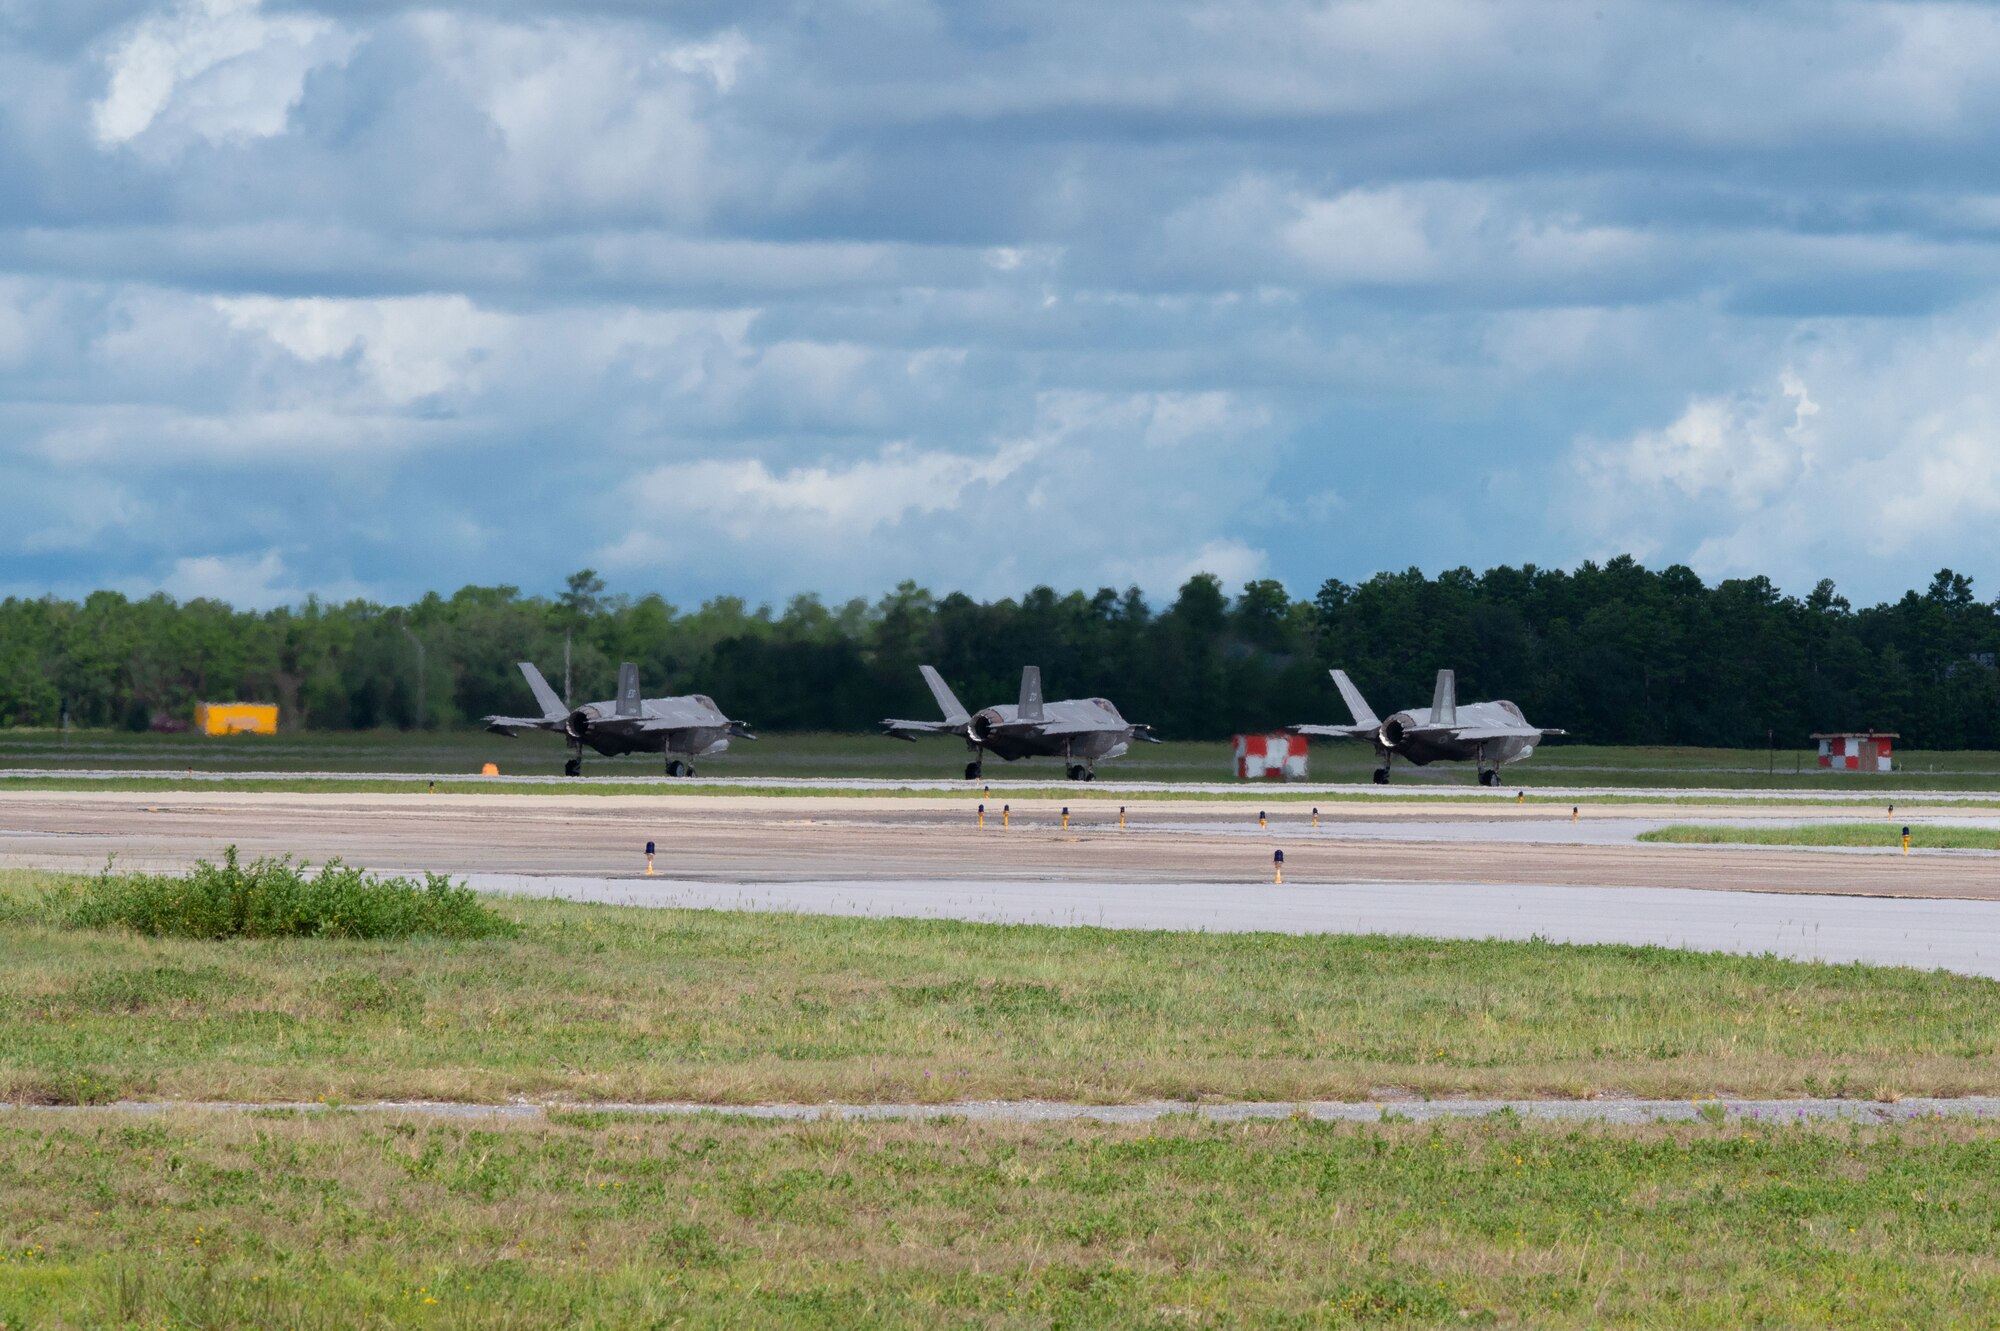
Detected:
[63,848,515,941]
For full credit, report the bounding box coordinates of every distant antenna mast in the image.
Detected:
[564,630,573,707]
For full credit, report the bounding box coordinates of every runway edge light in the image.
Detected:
[645,839,657,876]
[1272,848,1285,885]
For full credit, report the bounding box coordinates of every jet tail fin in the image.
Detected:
[1429,668,1457,727]
[919,665,970,726]
[518,662,566,720]
[615,662,642,718]
[1330,669,1380,729]
[1018,666,1045,722]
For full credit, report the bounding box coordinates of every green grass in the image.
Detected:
[1641,824,2000,850]
[6,868,2000,1107]
[52,850,515,941]
[5,1111,2000,1328]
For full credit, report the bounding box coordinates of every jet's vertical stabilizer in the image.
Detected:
[1019,666,1045,722]
[1331,669,1380,729]
[518,662,567,720]
[1430,669,1457,727]
[919,664,971,726]
[615,663,643,717]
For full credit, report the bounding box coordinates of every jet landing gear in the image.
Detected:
[965,759,984,781]
[665,759,697,778]
[1477,768,1502,787]
[1372,752,1393,785]
[1066,764,1096,782]
[565,757,583,778]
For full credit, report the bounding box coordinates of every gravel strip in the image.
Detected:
[7,1097,1999,1124]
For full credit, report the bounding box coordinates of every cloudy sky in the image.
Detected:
[4,0,2000,609]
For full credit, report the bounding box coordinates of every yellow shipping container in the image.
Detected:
[196,703,278,736]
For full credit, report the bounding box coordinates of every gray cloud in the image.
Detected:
[4,0,2000,607]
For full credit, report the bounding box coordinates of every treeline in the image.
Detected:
[3,560,1999,747]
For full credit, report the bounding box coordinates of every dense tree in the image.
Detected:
[3,560,1999,746]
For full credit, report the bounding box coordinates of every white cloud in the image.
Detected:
[607,438,1042,556]
[1281,181,1650,289]
[160,548,294,605]
[412,13,750,220]
[1569,312,2000,586]
[1105,538,1269,596]
[213,294,512,403]
[92,0,354,150]
[667,30,752,92]
[1283,187,1441,284]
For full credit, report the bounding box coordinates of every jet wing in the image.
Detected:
[1027,720,1116,738]
[1408,725,1558,742]
[484,715,558,736]
[1292,724,1376,739]
[882,718,961,742]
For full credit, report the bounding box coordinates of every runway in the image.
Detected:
[0,789,1994,896]
[6,789,2000,976]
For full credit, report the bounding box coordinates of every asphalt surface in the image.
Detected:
[4,789,1998,896]
[476,874,2000,977]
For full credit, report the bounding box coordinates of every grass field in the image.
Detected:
[13,727,2000,789]
[1642,824,2000,850]
[6,1111,2000,1328]
[8,869,2000,1107]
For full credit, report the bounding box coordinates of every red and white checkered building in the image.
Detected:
[1234,733,1309,781]
[1812,731,1898,772]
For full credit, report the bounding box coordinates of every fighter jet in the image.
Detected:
[1294,668,1563,786]
[484,661,754,777]
[882,665,1158,781]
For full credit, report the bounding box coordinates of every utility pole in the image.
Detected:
[564,629,573,707]
[402,626,426,731]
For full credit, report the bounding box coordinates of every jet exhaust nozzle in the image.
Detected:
[565,709,594,740]
[970,710,1001,743]
[1379,717,1406,748]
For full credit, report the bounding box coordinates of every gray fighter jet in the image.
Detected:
[1294,668,1563,786]
[484,661,754,777]
[883,665,1158,781]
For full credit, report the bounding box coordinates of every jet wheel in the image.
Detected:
[666,760,689,778]
[564,757,582,778]
[1371,767,1389,785]
[1084,769,1096,782]
[965,761,983,781]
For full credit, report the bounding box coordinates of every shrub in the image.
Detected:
[64,848,516,941]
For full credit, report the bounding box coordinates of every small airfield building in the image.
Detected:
[1812,731,1897,772]
[196,702,279,736]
